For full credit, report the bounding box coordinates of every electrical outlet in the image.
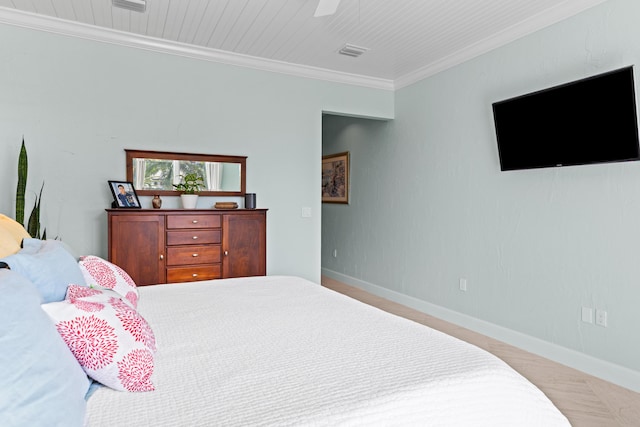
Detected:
[459,278,467,292]
[301,207,312,218]
[581,307,593,324]
[595,309,608,327]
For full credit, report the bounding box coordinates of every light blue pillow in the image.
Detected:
[0,238,86,303]
[0,269,90,427]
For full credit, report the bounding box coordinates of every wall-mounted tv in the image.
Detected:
[492,66,640,171]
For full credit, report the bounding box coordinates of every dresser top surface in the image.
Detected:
[106,208,268,214]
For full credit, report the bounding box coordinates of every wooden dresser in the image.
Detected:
[107,209,267,285]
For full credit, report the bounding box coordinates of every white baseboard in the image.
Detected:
[321,268,640,393]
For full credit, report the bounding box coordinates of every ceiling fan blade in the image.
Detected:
[314,0,341,17]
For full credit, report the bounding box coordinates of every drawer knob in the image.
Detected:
[192,220,198,224]
[160,254,164,260]
[192,253,199,257]
[192,273,198,277]
[224,250,229,256]
[192,236,198,240]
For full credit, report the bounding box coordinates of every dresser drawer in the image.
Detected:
[167,214,221,229]
[166,230,221,246]
[166,245,221,266]
[167,265,221,283]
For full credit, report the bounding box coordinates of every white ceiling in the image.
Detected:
[0,0,608,89]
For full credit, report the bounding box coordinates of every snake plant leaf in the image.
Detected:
[16,138,27,226]
[27,182,44,239]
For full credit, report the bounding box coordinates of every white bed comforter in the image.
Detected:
[86,276,569,426]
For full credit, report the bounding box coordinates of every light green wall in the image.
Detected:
[323,0,640,391]
[0,22,393,284]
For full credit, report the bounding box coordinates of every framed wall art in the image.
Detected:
[108,180,141,208]
[322,151,350,204]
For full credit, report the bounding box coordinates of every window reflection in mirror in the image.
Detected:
[132,158,241,192]
[125,150,246,196]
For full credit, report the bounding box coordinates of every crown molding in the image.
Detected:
[0,7,394,91]
[394,0,609,89]
[0,0,609,92]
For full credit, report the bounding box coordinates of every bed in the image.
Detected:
[86,276,569,426]
[0,230,569,426]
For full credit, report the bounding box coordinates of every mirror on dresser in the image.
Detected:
[125,149,247,197]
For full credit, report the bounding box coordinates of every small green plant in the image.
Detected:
[172,173,205,194]
[15,138,47,239]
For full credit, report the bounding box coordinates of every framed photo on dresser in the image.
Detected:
[108,180,141,208]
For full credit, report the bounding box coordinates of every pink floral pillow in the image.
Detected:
[78,255,138,308]
[42,285,156,392]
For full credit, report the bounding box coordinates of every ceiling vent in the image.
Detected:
[338,44,368,58]
[112,0,147,13]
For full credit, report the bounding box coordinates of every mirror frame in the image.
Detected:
[125,149,247,197]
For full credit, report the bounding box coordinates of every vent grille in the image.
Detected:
[112,0,147,13]
[338,44,369,58]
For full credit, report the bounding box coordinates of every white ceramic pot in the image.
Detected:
[180,194,198,209]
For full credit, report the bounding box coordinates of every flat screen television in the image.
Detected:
[492,66,640,171]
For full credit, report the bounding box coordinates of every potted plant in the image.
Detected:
[173,173,205,209]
